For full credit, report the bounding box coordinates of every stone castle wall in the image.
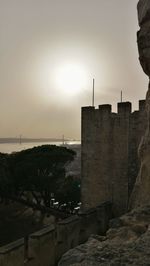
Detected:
[81,100,146,216]
[0,202,111,266]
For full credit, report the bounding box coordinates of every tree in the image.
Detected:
[0,153,12,201]
[56,175,80,206]
[5,145,76,207]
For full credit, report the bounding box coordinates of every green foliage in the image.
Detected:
[0,153,12,198]
[56,176,80,205]
[0,145,80,207]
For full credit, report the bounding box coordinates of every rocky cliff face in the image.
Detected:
[59,205,150,266]
[129,0,150,209]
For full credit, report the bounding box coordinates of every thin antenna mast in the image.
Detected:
[19,134,22,145]
[121,90,123,102]
[62,134,65,145]
[92,78,95,106]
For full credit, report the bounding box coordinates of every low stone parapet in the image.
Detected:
[0,201,112,266]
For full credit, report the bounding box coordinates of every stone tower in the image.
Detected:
[81,100,146,216]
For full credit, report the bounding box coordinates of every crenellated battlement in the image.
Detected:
[82,100,145,116]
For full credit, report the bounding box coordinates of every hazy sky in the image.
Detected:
[0,0,148,139]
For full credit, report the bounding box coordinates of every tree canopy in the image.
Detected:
[0,145,80,208]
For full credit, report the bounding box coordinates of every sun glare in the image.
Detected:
[54,63,87,96]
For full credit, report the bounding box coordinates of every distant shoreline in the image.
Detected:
[0,138,80,144]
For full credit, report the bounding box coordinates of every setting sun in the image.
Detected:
[54,63,88,96]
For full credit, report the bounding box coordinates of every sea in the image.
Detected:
[0,141,81,154]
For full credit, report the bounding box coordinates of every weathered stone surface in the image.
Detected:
[138,0,150,26]
[137,0,150,78]
[129,0,150,209]
[58,205,150,266]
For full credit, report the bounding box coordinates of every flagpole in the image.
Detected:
[92,78,95,107]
